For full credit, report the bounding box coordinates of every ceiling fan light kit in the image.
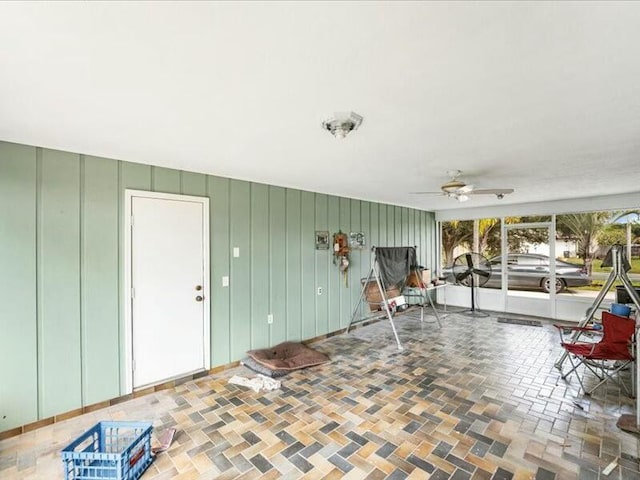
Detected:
[452,194,469,202]
[322,111,363,139]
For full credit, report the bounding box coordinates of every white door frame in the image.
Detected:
[123,189,210,393]
[501,220,556,318]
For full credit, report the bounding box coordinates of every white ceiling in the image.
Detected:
[1,1,640,211]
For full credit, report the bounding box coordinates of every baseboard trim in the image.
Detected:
[0,321,378,441]
[0,361,240,441]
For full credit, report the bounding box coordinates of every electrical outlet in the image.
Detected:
[267,314,273,324]
[233,247,240,258]
[317,287,323,295]
[222,276,229,287]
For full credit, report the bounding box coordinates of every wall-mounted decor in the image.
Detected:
[349,232,366,249]
[315,231,330,250]
[332,231,351,286]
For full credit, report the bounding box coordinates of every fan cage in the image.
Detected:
[451,253,492,288]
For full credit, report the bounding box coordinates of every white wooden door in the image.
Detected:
[130,194,208,388]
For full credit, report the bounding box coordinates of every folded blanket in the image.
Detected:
[228,374,281,393]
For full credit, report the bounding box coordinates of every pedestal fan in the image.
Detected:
[452,252,492,317]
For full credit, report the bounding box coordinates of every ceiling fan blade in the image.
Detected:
[470,188,514,195]
[408,191,443,195]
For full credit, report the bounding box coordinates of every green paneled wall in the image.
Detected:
[250,184,270,349]
[268,187,287,346]
[0,140,436,432]
[82,156,119,406]
[338,198,351,327]
[285,190,302,341]
[327,196,341,333]
[229,180,251,360]
[0,143,38,428]
[301,192,316,340]
[208,176,230,366]
[38,149,82,418]
[314,194,329,337]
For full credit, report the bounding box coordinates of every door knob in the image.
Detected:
[195,295,204,302]
[195,285,202,291]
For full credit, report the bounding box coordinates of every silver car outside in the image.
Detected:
[445,253,591,294]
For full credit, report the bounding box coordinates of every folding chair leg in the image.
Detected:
[582,360,606,382]
[585,362,633,397]
[565,355,588,394]
[560,355,580,381]
[632,358,636,399]
[632,343,636,399]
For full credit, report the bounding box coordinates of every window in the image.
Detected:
[441,218,500,267]
[440,209,640,298]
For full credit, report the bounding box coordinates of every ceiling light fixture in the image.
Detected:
[322,111,363,139]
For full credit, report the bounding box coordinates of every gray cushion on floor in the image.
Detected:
[240,357,289,378]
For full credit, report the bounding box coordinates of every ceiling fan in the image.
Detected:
[411,169,514,202]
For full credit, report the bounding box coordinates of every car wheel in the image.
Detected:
[542,277,565,294]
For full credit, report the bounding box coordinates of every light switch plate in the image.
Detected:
[233,247,240,258]
[267,314,273,324]
[222,276,229,287]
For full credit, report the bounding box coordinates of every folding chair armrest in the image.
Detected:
[553,324,597,333]
[553,324,598,344]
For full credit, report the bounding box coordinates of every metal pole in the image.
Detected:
[424,286,442,328]
[612,242,640,432]
[348,259,374,334]
[627,222,632,267]
[346,246,403,350]
[554,248,619,369]
[370,251,403,350]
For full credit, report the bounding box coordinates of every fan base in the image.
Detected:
[462,309,490,318]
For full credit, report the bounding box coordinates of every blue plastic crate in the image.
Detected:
[61,421,153,480]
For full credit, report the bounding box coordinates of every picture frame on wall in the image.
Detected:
[315,231,330,250]
[349,232,366,249]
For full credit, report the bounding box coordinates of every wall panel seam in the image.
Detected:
[79,155,86,407]
[284,189,288,339]
[35,147,42,419]
[249,184,253,348]
[116,161,123,393]
[268,188,272,346]
[313,193,316,337]
[299,192,303,339]
[226,178,231,361]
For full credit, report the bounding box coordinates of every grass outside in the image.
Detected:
[560,256,640,292]
[573,281,640,292]
[559,256,640,274]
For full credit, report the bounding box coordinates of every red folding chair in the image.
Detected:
[556,311,636,396]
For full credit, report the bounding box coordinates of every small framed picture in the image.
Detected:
[349,232,366,249]
[315,231,330,250]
